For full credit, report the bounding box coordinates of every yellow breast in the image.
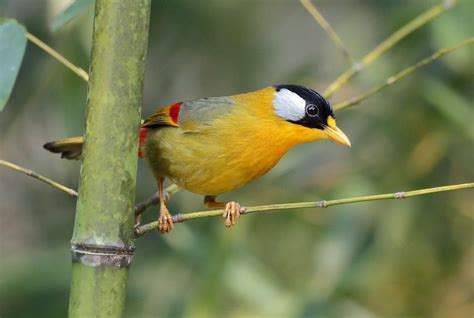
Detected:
[144,87,328,195]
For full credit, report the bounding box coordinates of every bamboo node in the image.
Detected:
[443,0,456,9]
[353,62,364,72]
[394,192,406,199]
[71,244,135,268]
[317,200,328,208]
[174,213,184,223]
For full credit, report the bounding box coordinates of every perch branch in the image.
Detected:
[334,37,474,110]
[134,182,473,237]
[0,159,78,196]
[300,0,354,64]
[26,32,89,81]
[323,0,456,98]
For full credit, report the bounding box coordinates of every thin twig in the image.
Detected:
[0,155,179,210]
[300,0,354,64]
[323,0,457,98]
[334,37,474,111]
[0,159,78,196]
[26,32,89,82]
[134,182,473,237]
[134,184,180,216]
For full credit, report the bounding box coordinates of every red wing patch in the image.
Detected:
[142,101,183,128]
[138,127,149,158]
[169,102,182,124]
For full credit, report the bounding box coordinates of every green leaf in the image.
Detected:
[51,0,95,32]
[0,18,27,111]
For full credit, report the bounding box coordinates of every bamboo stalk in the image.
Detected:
[323,0,456,98]
[333,37,474,110]
[68,1,151,317]
[135,183,473,237]
[0,159,78,196]
[300,0,354,64]
[26,32,89,81]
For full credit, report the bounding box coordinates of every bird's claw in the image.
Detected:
[158,206,175,234]
[132,214,143,238]
[223,202,245,228]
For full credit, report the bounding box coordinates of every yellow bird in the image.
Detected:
[44,85,351,233]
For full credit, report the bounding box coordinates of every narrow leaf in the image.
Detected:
[0,18,27,111]
[51,0,95,32]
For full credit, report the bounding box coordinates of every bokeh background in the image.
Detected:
[1,0,473,317]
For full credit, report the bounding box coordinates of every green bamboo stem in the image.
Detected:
[333,37,474,111]
[323,0,456,98]
[0,159,78,196]
[300,0,354,64]
[68,1,151,317]
[134,182,473,237]
[26,32,89,81]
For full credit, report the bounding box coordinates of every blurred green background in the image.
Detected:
[1,0,473,317]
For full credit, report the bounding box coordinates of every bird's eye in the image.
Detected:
[306,104,319,117]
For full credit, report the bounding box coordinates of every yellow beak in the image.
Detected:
[324,116,351,147]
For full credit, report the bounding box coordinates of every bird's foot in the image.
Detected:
[223,202,246,228]
[133,215,142,233]
[158,206,175,234]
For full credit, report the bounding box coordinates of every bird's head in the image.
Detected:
[273,84,351,147]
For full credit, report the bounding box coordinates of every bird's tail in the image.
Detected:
[43,128,149,160]
[43,136,84,160]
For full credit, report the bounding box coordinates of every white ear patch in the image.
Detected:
[273,88,306,121]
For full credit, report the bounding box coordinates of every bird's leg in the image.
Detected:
[158,178,174,234]
[133,214,142,233]
[204,195,246,228]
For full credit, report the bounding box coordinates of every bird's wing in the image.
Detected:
[142,102,182,128]
[142,96,234,132]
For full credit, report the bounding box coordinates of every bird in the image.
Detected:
[44,84,351,233]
